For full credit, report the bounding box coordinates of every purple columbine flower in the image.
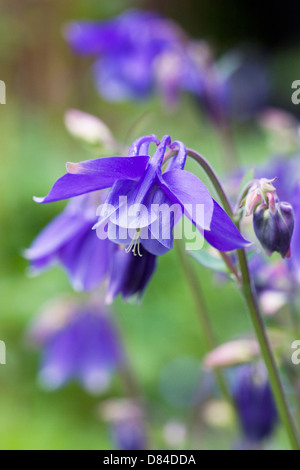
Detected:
[25,193,112,291]
[26,191,157,300]
[232,364,278,443]
[64,9,183,102]
[28,299,124,394]
[33,134,249,256]
[64,10,269,123]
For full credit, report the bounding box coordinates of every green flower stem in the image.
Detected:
[176,240,234,407]
[237,249,300,449]
[186,148,300,450]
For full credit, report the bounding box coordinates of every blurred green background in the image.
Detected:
[0,0,299,450]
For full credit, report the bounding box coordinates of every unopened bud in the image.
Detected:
[243,178,277,216]
[253,201,294,258]
[64,109,121,151]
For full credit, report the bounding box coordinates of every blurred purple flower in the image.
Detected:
[29,300,124,394]
[25,193,111,291]
[65,10,269,122]
[249,254,297,315]
[233,364,278,443]
[64,10,183,101]
[33,134,249,255]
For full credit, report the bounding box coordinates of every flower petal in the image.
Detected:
[141,187,177,255]
[64,21,122,55]
[34,156,149,203]
[24,210,92,264]
[59,229,111,291]
[106,246,157,303]
[141,234,173,256]
[161,169,214,230]
[204,200,251,251]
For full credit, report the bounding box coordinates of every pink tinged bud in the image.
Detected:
[259,177,277,193]
[245,188,263,216]
[243,177,277,217]
[259,290,288,316]
[266,192,276,215]
[203,339,260,369]
[64,109,120,150]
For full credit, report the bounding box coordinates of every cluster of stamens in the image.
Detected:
[125,229,142,257]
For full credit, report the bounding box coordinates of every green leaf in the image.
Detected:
[190,249,229,273]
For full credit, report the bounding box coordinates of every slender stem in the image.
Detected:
[186,148,232,216]
[237,249,300,449]
[176,240,233,406]
[186,148,300,450]
[219,252,241,283]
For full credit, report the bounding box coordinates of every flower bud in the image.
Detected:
[64,109,122,151]
[253,201,294,258]
[244,178,277,216]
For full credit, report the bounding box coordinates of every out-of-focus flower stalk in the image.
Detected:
[175,239,234,408]
[90,293,149,448]
[185,147,300,450]
[216,117,239,170]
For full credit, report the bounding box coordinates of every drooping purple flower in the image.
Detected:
[232,364,278,443]
[33,134,250,256]
[65,10,269,124]
[25,193,112,291]
[64,10,183,101]
[26,190,157,300]
[28,299,124,394]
